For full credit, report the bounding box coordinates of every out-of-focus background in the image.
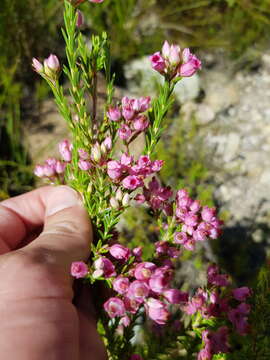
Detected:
[1,0,270,285]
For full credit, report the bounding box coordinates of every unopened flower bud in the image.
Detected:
[110,197,119,209]
[91,143,101,162]
[76,10,84,27]
[44,54,60,78]
[115,188,123,201]
[78,159,92,171]
[122,193,130,207]
[34,165,44,177]
[32,58,43,73]
[55,161,66,174]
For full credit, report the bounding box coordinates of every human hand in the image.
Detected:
[0,186,106,360]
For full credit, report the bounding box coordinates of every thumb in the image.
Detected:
[26,186,92,272]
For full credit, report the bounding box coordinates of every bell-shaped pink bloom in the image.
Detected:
[107,160,122,180]
[93,257,116,278]
[118,124,132,140]
[133,115,149,131]
[232,287,252,301]
[104,297,125,318]
[44,54,60,72]
[109,244,131,261]
[34,165,44,177]
[163,289,188,304]
[58,139,72,162]
[127,280,150,303]
[113,276,130,295]
[149,52,166,72]
[122,175,142,190]
[107,106,121,121]
[78,159,92,171]
[32,58,43,73]
[134,262,156,281]
[146,298,169,325]
[71,261,88,279]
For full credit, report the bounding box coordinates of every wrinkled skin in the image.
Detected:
[0,186,106,360]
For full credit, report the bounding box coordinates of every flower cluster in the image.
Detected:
[198,326,229,360]
[150,41,201,80]
[137,182,222,252]
[34,139,72,180]
[107,154,163,191]
[182,265,252,359]
[73,242,188,326]
[107,96,151,141]
[103,258,189,325]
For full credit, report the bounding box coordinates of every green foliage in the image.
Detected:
[157,113,214,205]
[0,0,62,80]
[0,57,34,198]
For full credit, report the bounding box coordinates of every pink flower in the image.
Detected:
[178,48,201,77]
[109,244,131,261]
[201,206,216,223]
[204,326,230,354]
[32,58,43,73]
[78,148,89,160]
[122,107,135,121]
[138,96,151,112]
[113,276,130,295]
[120,152,133,166]
[122,175,142,190]
[134,262,156,281]
[146,298,169,325]
[76,10,84,27]
[127,280,150,303]
[118,124,132,140]
[174,232,188,244]
[232,287,252,301]
[149,52,166,72]
[102,136,112,152]
[149,270,171,294]
[78,159,92,171]
[151,160,164,172]
[107,160,122,180]
[44,54,60,73]
[207,265,229,287]
[34,165,44,177]
[162,41,181,66]
[163,289,188,304]
[93,257,116,278]
[89,0,104,3]
[55,161,66,174]
[107,106,121,121]
[123,296,140,314]
[228,303,250,335]
[119,315,130,327]
[71,261,88,279]
[133,115,149,131]
[58,139,72,162]
[43,163,55,177]
[197,347,211,360]
[133,247,142,258]
[104,297,125,318]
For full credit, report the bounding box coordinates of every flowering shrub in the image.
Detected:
[32,1,255,359]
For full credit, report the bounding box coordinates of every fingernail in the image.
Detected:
[46,186,82,216]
